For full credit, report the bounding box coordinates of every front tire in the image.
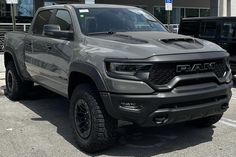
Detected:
[5,61,33,101]
[70,84,117,153]
[187,114,223,127]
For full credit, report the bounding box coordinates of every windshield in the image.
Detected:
[75,8,167,35]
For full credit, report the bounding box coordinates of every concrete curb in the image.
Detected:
[0,53,6,96]
[0,72,5,96]
[0,83,4,95]
[0,89,4,96]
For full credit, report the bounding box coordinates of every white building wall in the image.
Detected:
[212,0,236,16]
[222,0,228,16]
[230,0,236,15]
[217,0,227,16]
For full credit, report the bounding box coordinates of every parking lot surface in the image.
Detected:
[0,54,236,157]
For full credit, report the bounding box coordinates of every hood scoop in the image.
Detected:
[159,38,204,49]
[94,34,148,44]
[113,34,148,44]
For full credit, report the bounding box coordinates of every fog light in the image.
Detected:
[120,102,143,111]
[154,115,169,124]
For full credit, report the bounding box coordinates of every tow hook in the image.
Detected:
[154,115,169,124]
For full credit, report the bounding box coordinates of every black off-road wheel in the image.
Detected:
[187,114,223,128]
[5,61,33,101]
[70,84,118,153]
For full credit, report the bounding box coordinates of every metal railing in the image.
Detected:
[0,33,5,53]
[0,35,4,52]
[0,23,31,32]
[0,23,31,52]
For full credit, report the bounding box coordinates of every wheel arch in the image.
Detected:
[4,50,23,80]
[68,62,108,99]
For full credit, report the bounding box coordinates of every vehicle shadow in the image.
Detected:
[233,80,236,88]
[99,124,214,157]
[8,85,215,157]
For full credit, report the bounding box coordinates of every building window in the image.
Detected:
[154,7,167,24]
[44,0,57,6]
[154,7,210,24]
[18,0,34,16]
[172,8,184,24]
[154,7,185,24]
[135,6,148,11]
[0,1,10,16]
[186,8,199,17]
[200,9,210,17]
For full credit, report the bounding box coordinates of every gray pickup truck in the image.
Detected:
[3,4,233,153]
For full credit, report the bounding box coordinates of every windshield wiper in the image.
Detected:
[87,31,116,35]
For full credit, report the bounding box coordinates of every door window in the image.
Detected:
[32,9,54,35]
[179,21,199,37]
[54,10,73,31]
[221,22,236,39]
[200,21,217,38]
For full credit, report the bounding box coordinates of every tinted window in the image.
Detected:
[200,9,210,17]
[33,10,53,35]
[200,21,217,38]
[221,22,236,39]
[186,8,199,18]
[76,8,167,35]
[54,10,73,31]
[179,21,199,37]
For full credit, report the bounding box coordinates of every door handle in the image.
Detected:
[26,42,32,46]
[46,44,52,50]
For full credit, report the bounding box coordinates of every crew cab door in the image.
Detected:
[25,9,73,96]
[25,9,55,84]
[40,9,74,95]
[26,9,73,96]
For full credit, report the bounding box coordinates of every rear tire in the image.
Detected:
[5,61,33,101]
[70,84,117,153]
[187,114,223,127]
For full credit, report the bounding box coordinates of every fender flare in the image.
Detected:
[4,46,24,80]
[69,62,108,92]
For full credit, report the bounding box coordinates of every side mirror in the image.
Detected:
[43,24,74,40]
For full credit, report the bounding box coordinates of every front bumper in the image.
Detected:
[100,82,232,126]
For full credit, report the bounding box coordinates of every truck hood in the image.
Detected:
[85,31,225,59]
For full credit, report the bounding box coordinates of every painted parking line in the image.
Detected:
[220,120,236,128]
[222,117,236,123]
[219,117,236,128]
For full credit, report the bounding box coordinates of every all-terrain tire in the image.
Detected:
[70,84,118,153]
[5,61,33,101]
[187,114,223,127]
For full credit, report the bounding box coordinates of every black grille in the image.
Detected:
[158,95,227,109]
[148,59,228,85]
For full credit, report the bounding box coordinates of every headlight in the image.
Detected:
[106,62,152,76]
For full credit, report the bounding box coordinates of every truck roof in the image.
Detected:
[40,4,136,10]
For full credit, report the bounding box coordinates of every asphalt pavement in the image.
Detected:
[0,53,236,157]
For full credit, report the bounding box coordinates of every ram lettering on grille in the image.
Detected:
[176,62,216,73]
